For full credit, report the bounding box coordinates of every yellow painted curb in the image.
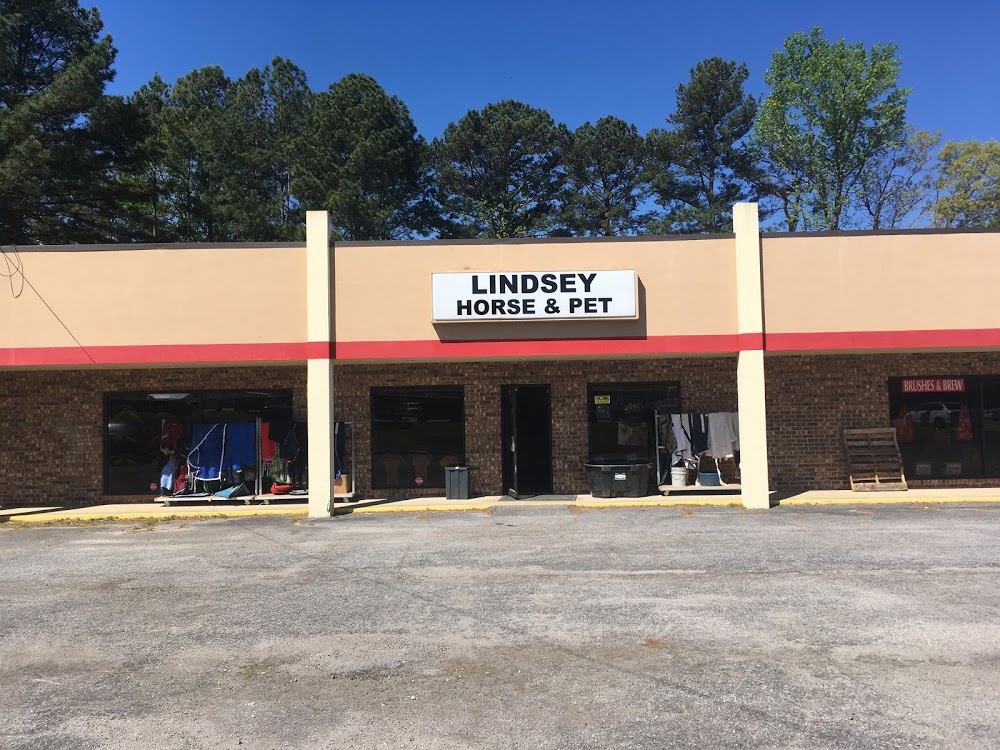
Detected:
[6,507,309,523]
[570,499,740,509]
[341,499,739,514]
[779,496,1000,506]
[344,504,494,514]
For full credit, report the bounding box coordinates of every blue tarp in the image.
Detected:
[189,423,225,481]
[224,422,257,470]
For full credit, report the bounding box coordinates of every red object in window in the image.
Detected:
[160,422,183,455]
[894,405,914,444]
[958,403,974,442]
[174,465,188,494]
[260,422,277,462]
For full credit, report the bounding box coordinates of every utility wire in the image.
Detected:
[1,244,25,298]
[2,245,97,365]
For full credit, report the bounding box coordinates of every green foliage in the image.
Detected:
[648,57,760,233]
[113,74,171,241]
[434,100,566,238]
[296,73,430,241]
[931,140,1000,228]
[226,58,312,240]
[263,59,313,237]
[857,127,939,229]
[1,9,965,243]
[160,65,233,241]
[560,116,651,236]
[0,0,138,244]
[119,58,312,242]
[755,27,910,230]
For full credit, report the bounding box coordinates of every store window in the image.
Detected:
[587,382,681,465]
[371,387,464,490]
[982,378,1000,476]
[105,390,293,495]
[888,377,982,479]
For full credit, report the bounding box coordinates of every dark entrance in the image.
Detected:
[501,385,553,498]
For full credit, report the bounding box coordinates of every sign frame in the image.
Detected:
[431,269,639,323]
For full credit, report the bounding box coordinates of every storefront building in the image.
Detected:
[2,205,999,517]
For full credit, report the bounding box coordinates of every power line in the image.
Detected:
[2,245,97,365]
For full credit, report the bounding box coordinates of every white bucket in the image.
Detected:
[670,466,689,486]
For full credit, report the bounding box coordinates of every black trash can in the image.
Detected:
[585,463,651,498]
[445,465,470,500]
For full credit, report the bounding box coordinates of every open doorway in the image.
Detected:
[501,385,553,498]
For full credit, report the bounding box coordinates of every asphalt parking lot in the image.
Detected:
[2,503,999,749]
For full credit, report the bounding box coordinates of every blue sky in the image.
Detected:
[96,0,998,143]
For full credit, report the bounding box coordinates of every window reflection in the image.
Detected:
[888,377,982,479]
[371,387,465,489]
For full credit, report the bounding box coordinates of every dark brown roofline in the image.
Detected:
[335,233,734,247]
[6,242,306,253]
[762,226,1000,238]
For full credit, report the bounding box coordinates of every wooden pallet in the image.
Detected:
[844,428,908,491]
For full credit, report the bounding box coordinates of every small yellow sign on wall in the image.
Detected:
[594,395,611,405]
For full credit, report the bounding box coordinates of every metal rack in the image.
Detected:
[334,420,355,499]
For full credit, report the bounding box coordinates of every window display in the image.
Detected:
[105,390,293,495]
[587,382,681,465]
[371,386,465,490]
[888,377,982,479]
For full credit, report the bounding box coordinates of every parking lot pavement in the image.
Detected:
[1,503,999,749]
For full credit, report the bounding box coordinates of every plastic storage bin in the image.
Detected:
[445,465,470,500]
[585,463,651,498]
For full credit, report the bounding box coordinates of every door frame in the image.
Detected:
[500,384,553,498]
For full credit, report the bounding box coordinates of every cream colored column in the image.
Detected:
[306,211,335,518]
[734,202,771,509]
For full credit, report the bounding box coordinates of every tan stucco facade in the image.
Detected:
[762,231,1000,338]
[333,236,738,347]
[4,208,1000,516]
[1,245,307,362]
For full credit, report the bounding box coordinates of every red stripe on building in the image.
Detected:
[766,328,1000,352]
[333,334,746,360]
[14,328,994,365]
[0,342,330,367]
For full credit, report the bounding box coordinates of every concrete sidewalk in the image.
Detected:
[3,486,1000,524]
[0,493,741,524]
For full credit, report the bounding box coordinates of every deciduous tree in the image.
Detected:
[857,127,939,229]
[930,139,1000,228]
[755,27,909,230]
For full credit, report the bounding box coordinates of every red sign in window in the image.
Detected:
[901,378,966,394]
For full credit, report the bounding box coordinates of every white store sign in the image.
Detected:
[432,270,637,322]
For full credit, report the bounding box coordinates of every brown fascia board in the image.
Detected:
[761,226,1000,239]
[7,242,306,253]
[335,233,735,248]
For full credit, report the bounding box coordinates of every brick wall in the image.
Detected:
[0,366,306,507]
[765,352,1000,490]
[10,352,994,507]
[334,358,738,498]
